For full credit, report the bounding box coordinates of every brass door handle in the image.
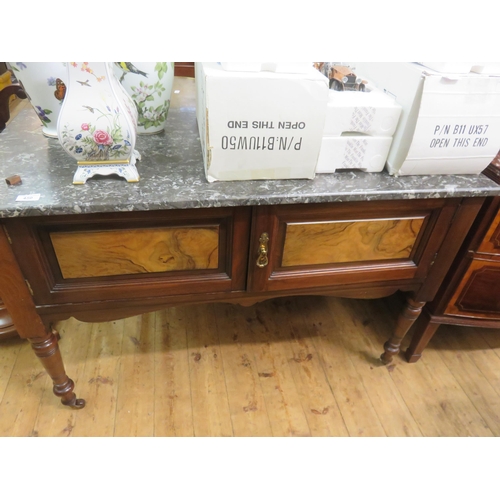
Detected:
[256,232,269,268]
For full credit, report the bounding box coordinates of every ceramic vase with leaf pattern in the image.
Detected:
[114,62,174,134]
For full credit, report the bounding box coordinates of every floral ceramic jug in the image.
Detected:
[57,62,140,183]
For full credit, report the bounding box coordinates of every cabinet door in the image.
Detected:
[6,207,250,305]
[248,200,459,294]
[445,257,500,319]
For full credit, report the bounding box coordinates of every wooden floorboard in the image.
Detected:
[70,320,124,437]
[113,313,156,437]
[1,295,500,437]
[216,303,274,437]
[153,308,194,437]
[275,299,349,436]
[0,339,46,436]
[186,304,233,437]
[323,298,423,436]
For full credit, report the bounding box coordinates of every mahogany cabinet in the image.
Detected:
[1,193,486,406]
[0,193,489,407]
[406,163,500,361]
[2,75,498,408]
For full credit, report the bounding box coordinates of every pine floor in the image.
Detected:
[1,293,500,437]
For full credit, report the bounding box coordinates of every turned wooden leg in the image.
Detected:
[29,330,85,409]
[404,309,441,363]
[1,225,83,408]
[381,298,425,364]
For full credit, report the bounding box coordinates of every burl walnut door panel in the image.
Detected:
[281,217,424,266]
[6,207,251,305]
[248,200,460,293]
[50,226,220,279]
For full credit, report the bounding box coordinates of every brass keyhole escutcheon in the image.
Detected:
[256,232,269,268]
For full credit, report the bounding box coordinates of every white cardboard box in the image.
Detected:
[195,62,329,182]
[418,62,475,74]
[220,62,313,73]
[324,87,401,137]
[419,62,500,76]
[220,62,262,72]
[316,135,392,173]
[354,62,500,176]
[316,83,400,174]
[420,62,500,76]
[471,63,500,75]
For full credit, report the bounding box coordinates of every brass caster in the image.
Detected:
[62,396,86,409]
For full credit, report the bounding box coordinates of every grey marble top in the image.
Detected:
[1,77,500,219]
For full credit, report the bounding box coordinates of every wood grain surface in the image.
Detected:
[50,226,219,278]
[282,217,424,267]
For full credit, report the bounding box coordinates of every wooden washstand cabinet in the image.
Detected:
[1,77,500,409]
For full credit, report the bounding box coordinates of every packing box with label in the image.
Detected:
[323,86,402,137]
[418,62,475,74]
[419,62,500,75]
[195,62,329,182]
[220,62,313,73]
[471,63,500,75]
[315,70,401,173]
[316,135,392,173]
[316,134,392,174]
[354,62,500,176]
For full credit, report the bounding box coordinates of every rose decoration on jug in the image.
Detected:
[56,62,140,184]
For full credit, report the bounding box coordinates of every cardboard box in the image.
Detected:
[220,62,262,72]
[471,63,500,75]
[419,62,500,75]
[420,62,500,76]
[195,62,329,182]
[323,87,401,137]
[354,63,500,176]
[220,62,313,73]
[316,135,392,173]
[315,78,400,174]
[312,63,400,174]
[418,62,475,74]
